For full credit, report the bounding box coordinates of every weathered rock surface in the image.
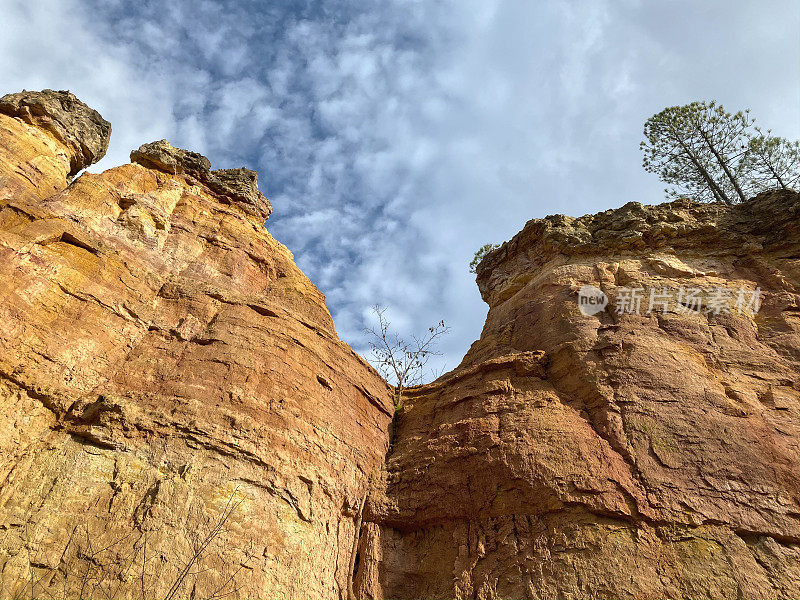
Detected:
[356,192,799,599]
[1,89,798,600]
[0,91,392,599]
[0,89,110,177]
[131,139,273,220]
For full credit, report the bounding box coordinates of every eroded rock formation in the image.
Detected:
[0,89,797,600]
[0,90,392,599]
[356,191,800,599]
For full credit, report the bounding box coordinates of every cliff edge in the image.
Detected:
[356,190,799,599]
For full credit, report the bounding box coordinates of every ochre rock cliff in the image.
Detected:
[0,90,393,599]
[0,90,798,600]
[357,191,799,599]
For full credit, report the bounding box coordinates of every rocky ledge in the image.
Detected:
[476,190,799,307]
[131,139,273,221]
[0,89,110,176]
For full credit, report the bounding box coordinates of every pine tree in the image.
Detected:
[641,101,753,204]
[469,243,500,274]
[742,128,800,191]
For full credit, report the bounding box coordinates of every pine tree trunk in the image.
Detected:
[698,129,747,202]
[678,139,730,203]
[767,160,787,189]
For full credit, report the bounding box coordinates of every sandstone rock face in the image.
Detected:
[356,192,799,599]
[1,89,798,600]
[0,91,392,599]
[0,89,110,177]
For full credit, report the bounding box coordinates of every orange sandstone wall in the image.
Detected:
[357,191,799,599]
[1,89,798,600]
[0,90,393,600]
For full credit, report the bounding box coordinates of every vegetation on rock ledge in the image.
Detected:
[641,100,798,204]
[364,305,449,410]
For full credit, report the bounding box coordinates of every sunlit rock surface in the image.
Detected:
[357,191,799,599]
[0,90,392,600]
[0,89,797,600]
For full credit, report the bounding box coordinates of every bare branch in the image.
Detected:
[364,306,450,410]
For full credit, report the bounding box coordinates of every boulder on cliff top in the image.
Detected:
[130,138,211,175]
[131,139,273,221]
[0,89,111,176]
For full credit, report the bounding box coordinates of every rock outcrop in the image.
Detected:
[0,89,797,600]
[356,192,799,599]
[130,139,272,220]
[0,89,110,178]
[0,90,392,599]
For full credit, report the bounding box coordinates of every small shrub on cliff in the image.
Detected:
[470,243,500,274]
[364,305,449,410]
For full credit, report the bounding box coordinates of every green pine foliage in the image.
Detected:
[743,128,800,192]
[641,101,798,204]
[470,243,500,274]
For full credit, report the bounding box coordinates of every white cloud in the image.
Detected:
[0,0,178,168]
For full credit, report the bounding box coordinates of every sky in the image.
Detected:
[2,0,797,378]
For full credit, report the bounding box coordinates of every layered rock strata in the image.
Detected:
[356,191,799,599]
[1,89,798,600]
[0,90,392,600]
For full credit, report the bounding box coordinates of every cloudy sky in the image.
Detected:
[2,0,797,377]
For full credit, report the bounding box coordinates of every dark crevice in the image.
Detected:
[248,304,279,318]
[347,488,368,600]
[58,232,99,255]
[356,384,394,419]
[117,195,136,210]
